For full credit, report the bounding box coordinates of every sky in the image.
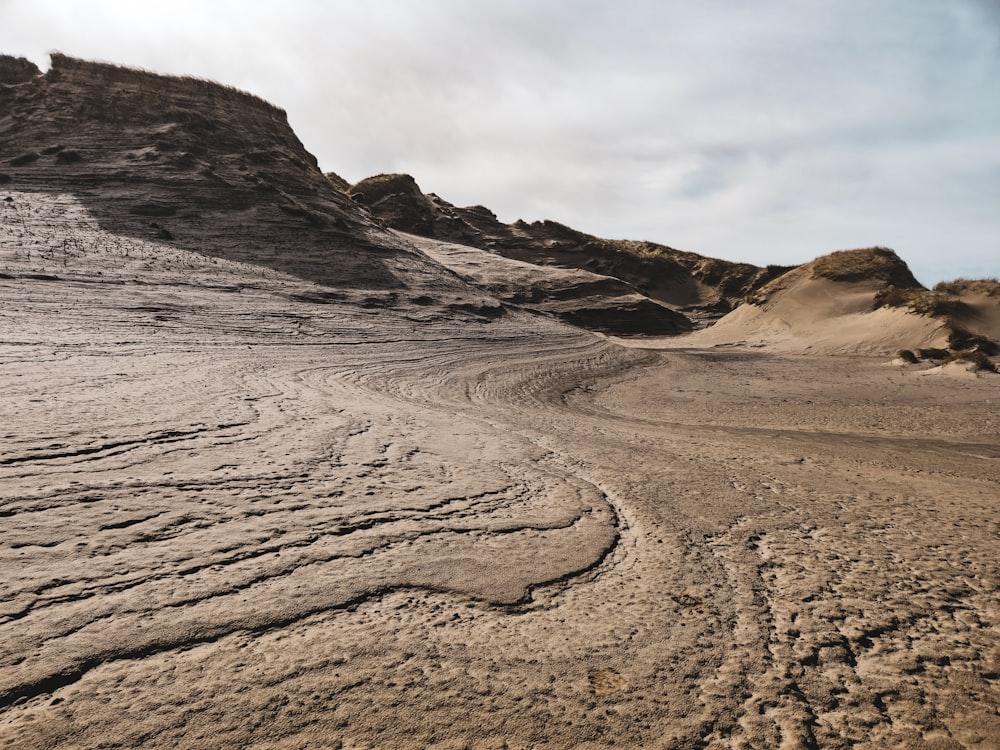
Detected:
[1,0,998,284]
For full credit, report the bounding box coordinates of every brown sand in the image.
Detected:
[2,193,1000,748]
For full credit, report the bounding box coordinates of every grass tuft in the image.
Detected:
[932,278,1000,297]
[872,287,972,317]
[947,326,1000,356]
[811,247,920,286]
[942,350,998,373]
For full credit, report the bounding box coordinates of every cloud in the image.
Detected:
[1,0,998,282]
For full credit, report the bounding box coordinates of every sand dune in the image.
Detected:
[3,189,1000,750]
[403,231,692,335]
[349,172,788,327]
[2,56,1000,749]
[641,250,1000,363]
[680,270,948,355]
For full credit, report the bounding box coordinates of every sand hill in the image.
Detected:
[350,174,1000,366]
[349,173,790,325]
[0,54,500,317]
[671,248,1000,365]
[402,232,692,335]
[2,54,1000,749]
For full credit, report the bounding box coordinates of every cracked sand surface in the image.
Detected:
[2,193,1000,748]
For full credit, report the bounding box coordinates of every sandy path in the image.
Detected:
[2,195,1000,748]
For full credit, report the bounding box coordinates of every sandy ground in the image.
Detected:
[2,195,1000,749]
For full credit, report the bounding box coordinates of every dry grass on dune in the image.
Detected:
[873,286,973,317]
[809,246,922,286]
[933,277,1000,297]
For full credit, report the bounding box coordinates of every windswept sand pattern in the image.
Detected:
[0,331,629,696]
[2,192,1000,748]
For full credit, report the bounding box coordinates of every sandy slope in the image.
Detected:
[677,269,948,355]
[402,231,692,335]
[348,172,785,323]
[645,253,1000,359]
[2,195,1000,749]
[959,292,1000,344]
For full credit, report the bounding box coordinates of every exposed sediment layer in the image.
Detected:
[348,172,790,323]
[0,55,482,302]
[2,190,999,748]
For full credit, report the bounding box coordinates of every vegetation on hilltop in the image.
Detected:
[872,287,972,318]
[933,278,1000,297]
[810,247,922,287]
[0,55,42,85]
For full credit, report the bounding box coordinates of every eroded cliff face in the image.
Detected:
[0,54,42,85]
[0,54,476,297]
[350,172,790,324]
[347,173,696,334]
